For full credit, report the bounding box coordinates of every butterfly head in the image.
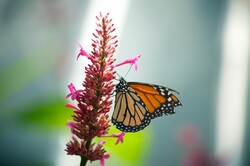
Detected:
[115,77,128,93]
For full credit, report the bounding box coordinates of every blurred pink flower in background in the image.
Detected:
[177,124,224,166]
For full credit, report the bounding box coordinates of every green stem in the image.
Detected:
[80,156,88,166]
[80,140,92,166]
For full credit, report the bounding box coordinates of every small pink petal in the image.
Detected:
[66,83,84,100]
[77,44,91,60]
[97,140,106,146]
[86,105,93,110]
[102,132,125,145]
[68,83,76,92]
[115,132,125,145]
[65,103,79,110]
[66,83,76,98]
[67,121,77,134]
[66,83,76,99]
[114,54,141,71]
[100,153,110,166]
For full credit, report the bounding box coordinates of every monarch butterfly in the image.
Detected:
[112,77,182,132]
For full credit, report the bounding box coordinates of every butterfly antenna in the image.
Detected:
[124,64,133,79]
[115,72,121,81]
[169,88,181,95]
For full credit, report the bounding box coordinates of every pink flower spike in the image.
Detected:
[65,13,121,163]
[114,54,141,70]
[100,153,110,166]
[77,44,91,60]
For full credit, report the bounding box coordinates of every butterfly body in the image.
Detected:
[112,77,182,132]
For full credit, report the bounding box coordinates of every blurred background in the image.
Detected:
[0,0,249,166]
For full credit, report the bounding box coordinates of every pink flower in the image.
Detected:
[114,54,141,70]
[113,132,125,145]
[177,124,224,166]
[102,132,125,145]
[67,121,77,134]
[77,44,91,60]
[100,153,110,166]
[65,103,79,111]
[65,83,84,100]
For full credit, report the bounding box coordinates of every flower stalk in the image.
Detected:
[66,13,117,166]
[66,12,140,166]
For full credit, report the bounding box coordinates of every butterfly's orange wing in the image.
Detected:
[112,86,151,132]
[128,82,182,119]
